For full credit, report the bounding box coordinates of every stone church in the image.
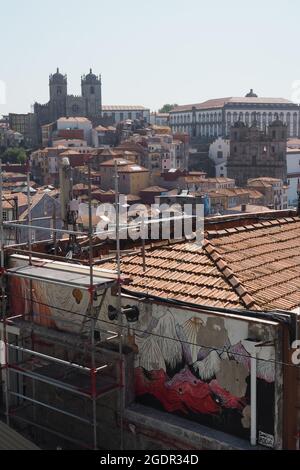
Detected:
[34,68,102,133]
[227,119,287,187]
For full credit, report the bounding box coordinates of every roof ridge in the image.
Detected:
[206,216,297,239]
[202,239,258,310]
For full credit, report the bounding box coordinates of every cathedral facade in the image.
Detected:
[227,119,287,187]
[34,68,102,139]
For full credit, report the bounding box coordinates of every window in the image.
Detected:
[128,112,132,119]
[272,146,275,153]
[234,146,237,153]
[90,86,95,94]
[252,155,257,165]
[2,211,7,221]
[272,131,276,138]
[217,151,223,158]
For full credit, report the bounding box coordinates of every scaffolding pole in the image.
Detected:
[115,160,124,450]
[0,156,127,451]
[87,159,98,451]
[0,158,10,426]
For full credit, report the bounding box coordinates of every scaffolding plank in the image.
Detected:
[6,265,115,290]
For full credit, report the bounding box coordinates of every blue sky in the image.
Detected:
[1,0,300,114]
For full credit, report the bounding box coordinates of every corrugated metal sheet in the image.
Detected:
[0,421,39,450]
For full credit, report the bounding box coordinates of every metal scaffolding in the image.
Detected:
[0,157,126,450]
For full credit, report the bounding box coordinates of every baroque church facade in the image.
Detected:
[227,119,287,187]
[34,68,102,133]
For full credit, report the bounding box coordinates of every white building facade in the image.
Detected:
[170,93,300,139]
[102,106,150,124]
[287,147,300,206]
[57,117,93,145]
[209,137,230,177]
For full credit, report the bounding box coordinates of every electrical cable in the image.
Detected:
[5,291,300,369]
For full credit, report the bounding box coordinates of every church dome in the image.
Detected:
[50,68,66,84]
[82,69,99,83]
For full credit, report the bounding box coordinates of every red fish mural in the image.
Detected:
[135,367,244,416]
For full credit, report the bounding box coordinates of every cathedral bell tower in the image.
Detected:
[81,69,102,117]
[49,68,67,120]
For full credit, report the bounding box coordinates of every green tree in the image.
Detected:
[1,147,27,164]
[158,104,178,113]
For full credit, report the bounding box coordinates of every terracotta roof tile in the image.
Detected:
[100,216,300,312]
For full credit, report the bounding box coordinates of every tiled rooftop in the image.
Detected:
[102,241,242,309]
[171,97,294,113]
[101,216,300,311]
[207,216,300,310]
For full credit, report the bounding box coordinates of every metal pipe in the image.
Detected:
[26,163,32,265]
[241,339,257,446]
[114,160,124,450]
[9,391,92,424]
[0,158,10,425]
[7,216,56,223]
[5,270,112,291]
[7,343,92,372]
[88,158,98,451]
[8,366,93,398]
[0,158,5,264]
[3,222,87,236]
[250,351,257,446]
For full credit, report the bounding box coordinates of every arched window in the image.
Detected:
[257,112,261,128]
[90,86,95,95]
[286,113,291,134]
[293,112,298,137]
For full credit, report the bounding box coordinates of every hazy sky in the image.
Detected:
[1,0,300,115]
